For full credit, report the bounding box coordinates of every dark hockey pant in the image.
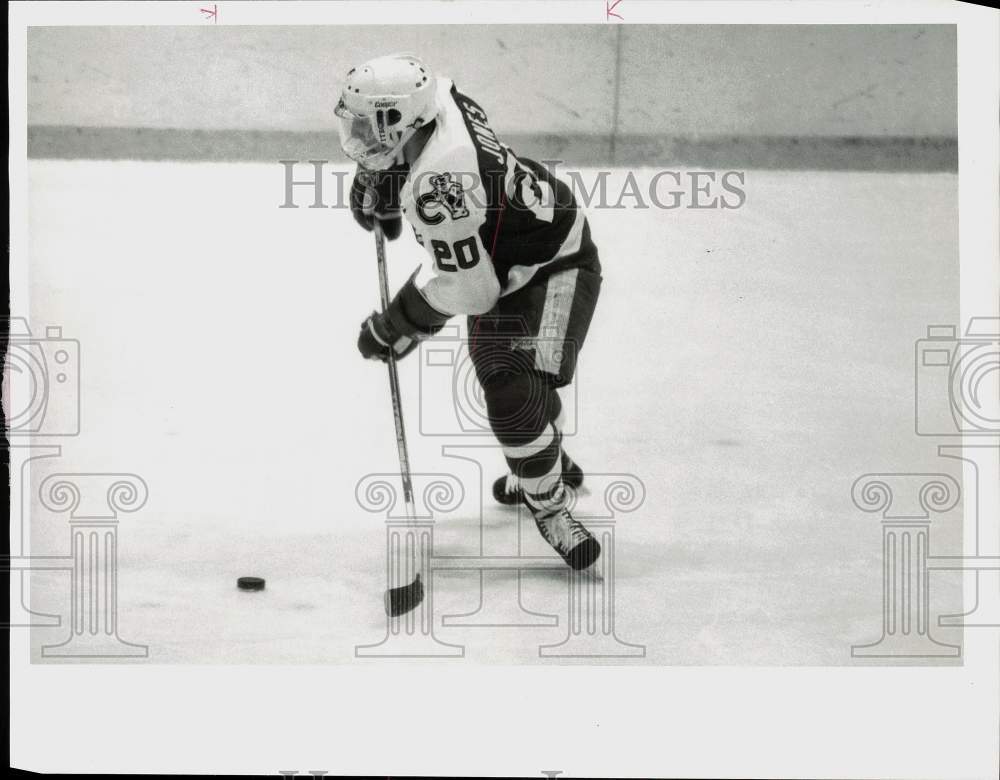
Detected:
[467,227,601,508]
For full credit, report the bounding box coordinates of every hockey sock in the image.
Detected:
[502,422,567,515]
[483,371,567,513]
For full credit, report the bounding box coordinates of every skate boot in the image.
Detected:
[492,451,584,506]
[530,501,601,571]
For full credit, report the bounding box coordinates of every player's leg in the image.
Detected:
[476,364,600,570]
[493,397,583,505]
[468,261,602,569]
[481,259,601,506]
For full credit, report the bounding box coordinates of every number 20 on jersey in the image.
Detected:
[431,237,481,271]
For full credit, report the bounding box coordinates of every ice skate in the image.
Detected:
[530,500,601,571]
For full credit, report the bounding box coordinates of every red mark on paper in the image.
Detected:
[470,188,506,357]
[200,4,218,23]
[606,0,623,21]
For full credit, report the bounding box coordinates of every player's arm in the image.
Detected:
[357,267,454,362]
[412,230,500,317]
[357,173,500,362]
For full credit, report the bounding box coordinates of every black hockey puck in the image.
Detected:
[237,576,265,591]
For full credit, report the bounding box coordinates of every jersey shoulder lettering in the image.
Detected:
[445,83,581,289]
[400,78,584,313]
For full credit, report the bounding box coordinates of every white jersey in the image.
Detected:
[397,78,587,318]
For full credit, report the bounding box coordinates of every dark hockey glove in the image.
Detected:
[357,310,420,362]
[357,275,451,362]
[350,167,404,241]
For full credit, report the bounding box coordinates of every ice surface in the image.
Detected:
[22,161,963,664]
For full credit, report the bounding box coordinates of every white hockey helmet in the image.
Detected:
[335,53,438,170]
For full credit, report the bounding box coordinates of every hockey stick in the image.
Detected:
[372,218,425,617]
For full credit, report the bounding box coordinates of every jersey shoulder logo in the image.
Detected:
[416,173,469,225]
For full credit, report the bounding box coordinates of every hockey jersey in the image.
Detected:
[395,78,589,319]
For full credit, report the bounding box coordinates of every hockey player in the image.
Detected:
[337,53,602,571]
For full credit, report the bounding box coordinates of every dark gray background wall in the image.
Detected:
[25,25,957,167]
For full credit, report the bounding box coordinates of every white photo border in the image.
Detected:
[9,1,999,777]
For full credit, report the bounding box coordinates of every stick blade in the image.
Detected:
[384,573,424,617]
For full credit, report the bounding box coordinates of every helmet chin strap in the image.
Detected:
[402,121,434,165]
